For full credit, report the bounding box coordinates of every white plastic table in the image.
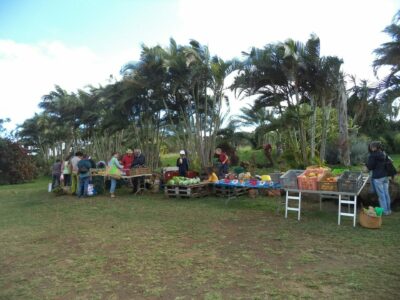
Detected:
[283,176,369,227]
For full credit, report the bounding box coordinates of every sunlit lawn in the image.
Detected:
[1,177,399,299]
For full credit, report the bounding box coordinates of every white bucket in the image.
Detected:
[48,183,52,192]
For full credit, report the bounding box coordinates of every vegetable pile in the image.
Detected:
[167,176,201,186]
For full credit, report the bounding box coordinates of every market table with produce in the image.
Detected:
[90,168,153,194]
[164,177,210,198]
[212,174,282,202]
[281,168,369,227]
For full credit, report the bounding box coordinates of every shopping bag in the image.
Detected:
[106,165,122,179]
[87,184,96,196]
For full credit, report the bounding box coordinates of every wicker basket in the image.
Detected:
[359,210,382,229]
[131,167,151,176]
[317,173,338,191]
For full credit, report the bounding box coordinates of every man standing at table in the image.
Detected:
[70,151,83,195]
[131,149,146,193]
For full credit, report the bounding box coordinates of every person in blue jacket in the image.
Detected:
[77,154,92,198]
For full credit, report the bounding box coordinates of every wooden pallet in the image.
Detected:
[164,182,210,198]
[214,185,250,198]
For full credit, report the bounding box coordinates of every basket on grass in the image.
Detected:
[359,210,382,229]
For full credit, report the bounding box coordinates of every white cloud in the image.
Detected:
[177,0,396,66]
[0,40,138,131]
[177,0,397,117]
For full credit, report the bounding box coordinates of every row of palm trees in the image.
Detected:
[17,11,400,169]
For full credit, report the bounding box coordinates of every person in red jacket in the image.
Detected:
[215,148,229,178]
[121,149,134,175]
[263,143,274,167]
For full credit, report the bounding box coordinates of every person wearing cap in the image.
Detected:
[177,150,189,177]
[121,149,134,175]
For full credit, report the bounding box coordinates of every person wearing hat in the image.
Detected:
[177,150,189,177]
[121,149,134,176]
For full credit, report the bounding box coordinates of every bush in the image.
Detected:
[350,139,369,165]
[393,132,400,153]
[0,138,38,185]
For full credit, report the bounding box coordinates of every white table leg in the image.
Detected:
[285,190,302,220]
[353,196,357,227]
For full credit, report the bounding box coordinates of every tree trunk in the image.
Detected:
[337,79,350,166]
[294,86,308,165]
[319,97,332,163]
[310,96,316,161]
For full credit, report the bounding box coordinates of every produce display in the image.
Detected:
[363,206,383,217]
[167,176,201,186]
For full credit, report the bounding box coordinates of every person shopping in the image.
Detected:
[121,149,134,175]
[77,155,92,198]
[215,148,229,179]
[108,152,123,198]
[366,141,392,216]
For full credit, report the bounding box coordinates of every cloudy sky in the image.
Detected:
[0,0,398,131]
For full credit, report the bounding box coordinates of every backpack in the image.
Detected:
[385,155,397,177]
[78,161,89,174]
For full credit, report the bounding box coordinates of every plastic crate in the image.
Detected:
[317,173,338,191]
[270,172,282,184]
[280,170,304,189]
[338,171,363,193]
[297,169,325,190]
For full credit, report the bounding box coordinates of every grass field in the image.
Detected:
[1,177,399,299]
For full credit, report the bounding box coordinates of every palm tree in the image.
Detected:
[373,11,400,119]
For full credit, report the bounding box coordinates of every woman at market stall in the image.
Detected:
[121,148,134,175]
[108,152,124,198]
[215,148,229,179]
[62,154,72,187]
[366,141,391,216]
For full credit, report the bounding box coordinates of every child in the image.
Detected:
[207,167,219,183]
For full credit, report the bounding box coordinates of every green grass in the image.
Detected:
[1,178,400,299]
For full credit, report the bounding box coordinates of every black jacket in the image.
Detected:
[132,154,145,168]
[177,157,189,177]
[367,151,387,179]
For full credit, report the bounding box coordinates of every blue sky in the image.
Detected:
[0,0,399,131]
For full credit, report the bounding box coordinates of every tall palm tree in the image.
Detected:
[373,10,400,119]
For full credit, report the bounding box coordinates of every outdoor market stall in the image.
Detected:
[281,169,369,227]
[90,168,153,194]
[213,176,282,203]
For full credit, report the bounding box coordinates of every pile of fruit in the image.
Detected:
[167,176,201,186]
[323,175,337,182]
